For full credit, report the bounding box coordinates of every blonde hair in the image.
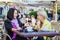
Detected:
[37,9,48,19]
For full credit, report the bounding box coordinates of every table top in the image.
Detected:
[14,31,60,38]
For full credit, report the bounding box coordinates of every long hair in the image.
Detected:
[7,8,17,20]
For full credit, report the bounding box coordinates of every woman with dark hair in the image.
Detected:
[4,8,27,40]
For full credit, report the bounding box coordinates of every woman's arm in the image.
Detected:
[4,20,17,32]
[4,20,12,31]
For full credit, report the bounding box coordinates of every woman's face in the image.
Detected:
[14,10,18,19]
[37,12,43,21]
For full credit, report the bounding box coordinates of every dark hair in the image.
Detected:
[7,8,17,20]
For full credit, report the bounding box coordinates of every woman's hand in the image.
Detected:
[12,28,17,32]
[12,27,22,32]
[17,27,22,30]
[36,20,41,30]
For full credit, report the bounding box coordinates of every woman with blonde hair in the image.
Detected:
[37,9,52,31]
[34,9,52,40]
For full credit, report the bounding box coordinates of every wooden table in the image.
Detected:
[14,31,60,40]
